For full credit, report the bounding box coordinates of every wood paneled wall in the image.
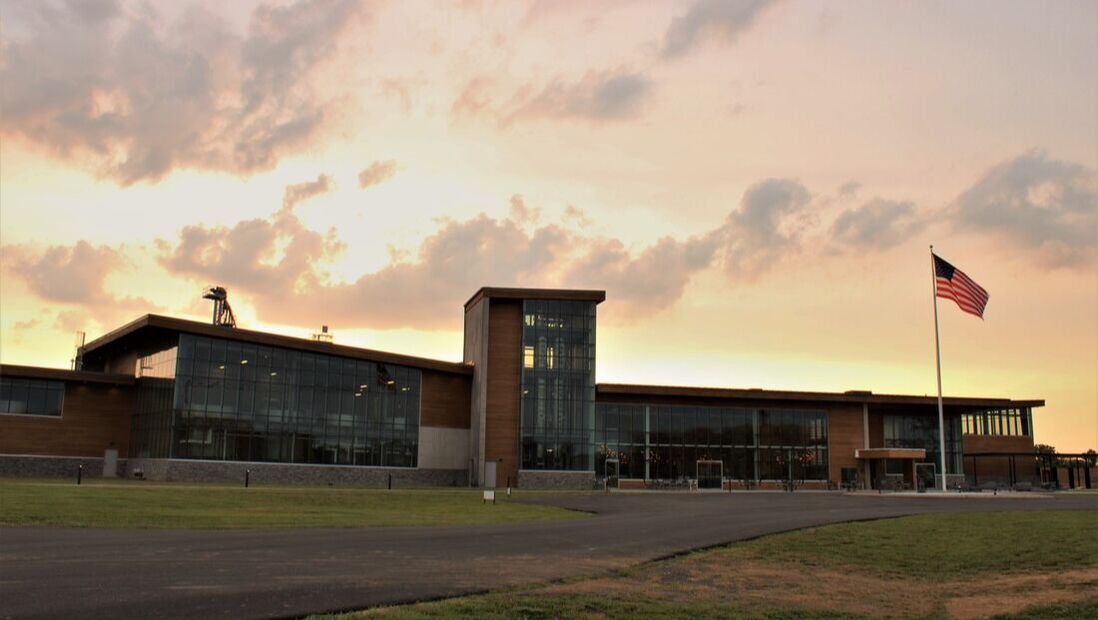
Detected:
[420,369,472,429]
[485,300,521,487]
[827,405,864,481]
[0,383,132,457]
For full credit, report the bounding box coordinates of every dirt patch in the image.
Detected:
[539,554,1098,618]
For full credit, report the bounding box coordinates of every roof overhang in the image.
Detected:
[596,383,1043,410]
[855,448,928,460]
[81,315,473,376]
[463,287,606,309]
[0,364,134,386]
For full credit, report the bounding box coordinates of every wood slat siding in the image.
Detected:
[0,383,132,457]
[485,299,521,487]
[962,434,1035,455]
[827,406,863,482]
[420,369,472,429]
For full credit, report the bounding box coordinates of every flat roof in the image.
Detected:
[464,287,606,309]
[81,315,473,376]
[0,364,134,386]
[596,383,1044,409]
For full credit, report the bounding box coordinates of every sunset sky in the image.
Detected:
[1,0,1095,451]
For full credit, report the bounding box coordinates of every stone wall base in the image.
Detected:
[518,470,596,490]
[125,458,467,487]
[0,454,127,478]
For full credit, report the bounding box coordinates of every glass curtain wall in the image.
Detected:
[883,413,962,474]
[520,300,597,471]
[131,345,178,457]
[131,333,422,467]
[961,408,1032,437]
[595,404,828,481]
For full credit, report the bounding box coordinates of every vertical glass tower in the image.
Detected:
[519,300,597,471]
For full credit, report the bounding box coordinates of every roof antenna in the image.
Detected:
[202,286,237,328]
[312,325,333,343]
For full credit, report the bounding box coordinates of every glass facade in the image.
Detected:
[883,414,962,474]
[596,404,828,481]
[962,407,1032,437]
[520,300,597,471]
[0,377,65,417]
[130,334,421,467]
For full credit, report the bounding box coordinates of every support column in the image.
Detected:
[862,403,870,449]
[644,405,650,481]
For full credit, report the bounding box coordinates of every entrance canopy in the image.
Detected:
[855,448,927,460]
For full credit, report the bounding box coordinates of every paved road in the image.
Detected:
[2,492,1096,619]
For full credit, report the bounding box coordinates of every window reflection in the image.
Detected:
[520,300,597,471]
[595,404,829,481]
[0,377,65,417]
[129,334,421,467]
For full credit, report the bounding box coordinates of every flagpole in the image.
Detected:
[930,245,948,492]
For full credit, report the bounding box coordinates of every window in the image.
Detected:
[0,377,65,417]
[520,300,597,471]
[131,334,422,467]
[960,408,1032,437]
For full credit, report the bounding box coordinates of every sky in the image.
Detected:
[1,0,1095,451]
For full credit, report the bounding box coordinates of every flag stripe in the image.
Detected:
[933,253,988,318]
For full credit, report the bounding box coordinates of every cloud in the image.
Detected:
[837,181,861,198]
[158,179,345,295]
[831,198,924,250]
[357,160,397,189]
[661,0,777,59]
[954,150,1097,267]
[451,77,494,118]
[717,178,812,277]
[0,240,157,322]
[509,194,541,224]
[0,0,369,185]
[501,69,652,125]
[283,174,333,212]
[565,233,720,314]
[3,241,124,306]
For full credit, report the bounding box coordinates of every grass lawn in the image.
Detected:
[328,511,1098,619]
[0,478,584,528]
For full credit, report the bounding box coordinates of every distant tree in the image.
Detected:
[1086,449,1097,467]
[1034,444,1057,455]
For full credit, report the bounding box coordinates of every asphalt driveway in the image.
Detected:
[2,491,1096,619]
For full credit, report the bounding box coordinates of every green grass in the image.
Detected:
[327,511,1098,619]
[0,478,584,528]
[730,511,1098,579]
[330,591,860,620]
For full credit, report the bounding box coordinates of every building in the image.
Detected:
[1,287,1057,490]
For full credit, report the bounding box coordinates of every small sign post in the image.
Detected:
[483,489,495,504]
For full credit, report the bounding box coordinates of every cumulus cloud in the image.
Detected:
[953,150,1097,267]
[662,0,777,59]
[150,177,815,327]
[158,178,344,295]
[0,0,369,185]
[565,233,720,314]
[502,69,652,125]
[357,160,397,189]
[831,198,924,250]
[717,178,812,277]
[0,240,157,322]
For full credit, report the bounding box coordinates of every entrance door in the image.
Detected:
[697,460,723,489]
[605,458,620,489]
[915,463,936,491]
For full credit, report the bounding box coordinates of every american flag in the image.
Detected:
[934,254,989,318]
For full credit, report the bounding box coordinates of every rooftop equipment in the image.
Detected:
[202,286,237,328]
